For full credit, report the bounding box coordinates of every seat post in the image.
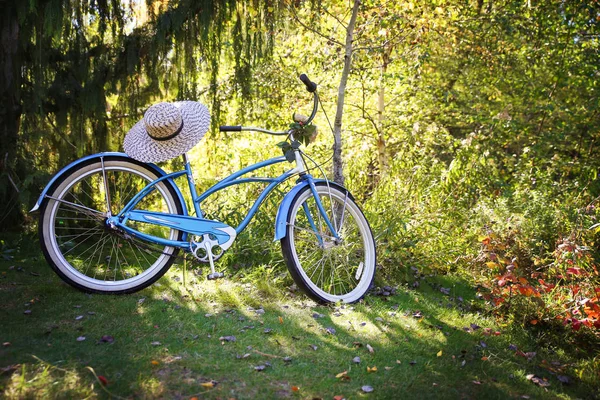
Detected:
[182,153,202,217]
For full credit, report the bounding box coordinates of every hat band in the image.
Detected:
[148,121,184,142]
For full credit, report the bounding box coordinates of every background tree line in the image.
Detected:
[1,0,599,340]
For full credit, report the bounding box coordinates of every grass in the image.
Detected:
[0,233,598,399]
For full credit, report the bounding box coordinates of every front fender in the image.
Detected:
[274,179,352,241]
[30,152,188,216]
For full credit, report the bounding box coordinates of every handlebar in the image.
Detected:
[299,74,317,93]
[219,126,242,132]
[220,74,319,135]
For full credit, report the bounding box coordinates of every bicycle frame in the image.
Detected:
[106,149,339,252]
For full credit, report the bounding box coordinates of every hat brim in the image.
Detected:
[124,101,211,163]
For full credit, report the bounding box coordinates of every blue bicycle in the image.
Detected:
[32,75,376,303]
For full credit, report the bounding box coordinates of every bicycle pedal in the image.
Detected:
[207,272,225,280]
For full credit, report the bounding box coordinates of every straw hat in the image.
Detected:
[123,101,210,163]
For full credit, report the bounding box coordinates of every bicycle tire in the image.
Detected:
[39,156,184,294]
[281,182,376,303]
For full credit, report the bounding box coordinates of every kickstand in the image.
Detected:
[182,252,187,288]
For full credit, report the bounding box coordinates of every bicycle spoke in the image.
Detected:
[82,234,111,276]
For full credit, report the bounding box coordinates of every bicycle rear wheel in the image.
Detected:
[280,182,376,303]
[39,156,184,294]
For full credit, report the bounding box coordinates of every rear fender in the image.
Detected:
[30,152,188,216]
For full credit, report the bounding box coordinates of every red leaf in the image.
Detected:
[98,375,108,386]
[566,267,582,276]
[572,319,582,331]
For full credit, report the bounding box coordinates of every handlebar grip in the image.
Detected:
[299,74,317,93]
[219,125,242,132]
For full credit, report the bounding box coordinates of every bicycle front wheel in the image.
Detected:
[281,182,376,303]
[39,156,184,294]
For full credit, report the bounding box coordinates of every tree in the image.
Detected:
[0,0,279,230]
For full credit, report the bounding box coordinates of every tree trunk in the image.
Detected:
[0,4,23,230]
[376,46,392,174]
[332,0,361,186]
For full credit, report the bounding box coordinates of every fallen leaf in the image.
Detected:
[309,344,318,351]
[530,319,538,325]
[396,360,401,364]
[3,342,11,347]
[291,386,299,392]
[437,350,443,357]
[75,315,84,321]
[283,356,292,363]
[263,328,273,334]
[366,344,374,353]
[150,341,161,346]
[151,360,159,366]
[76,336,86,342]
[367,366,377,372]
[200,381,214,388]
[219,336,236,342]
[526,374,550,387]
[254,365,266,372]
[23,310,32,315]
[481,356,489,361]
[279,316,283,324]
[98,375,108,385]
[361,385,374,393]
[99,335,114,344]
[409,361,416,366]
[385,366,393,370]
[336,371,348,378]
[325,327,336,335]
[557,375,570,385]
[472,380,481,385]
[353,356,361,364]
[333,396,344,400]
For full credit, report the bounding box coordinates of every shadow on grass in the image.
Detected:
[0,233,598,399]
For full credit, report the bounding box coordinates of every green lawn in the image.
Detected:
[0,234,597,399]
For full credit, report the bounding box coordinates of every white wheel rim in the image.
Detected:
[44,162,178,292]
